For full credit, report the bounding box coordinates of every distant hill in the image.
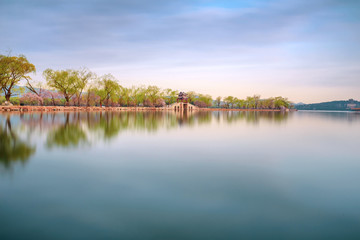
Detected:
[0,85,57,98]
[295,99,360,111]
[294,102,305,106]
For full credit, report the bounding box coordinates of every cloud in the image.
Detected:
[1,0,360,101]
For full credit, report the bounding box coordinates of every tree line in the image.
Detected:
[0,54,292,109]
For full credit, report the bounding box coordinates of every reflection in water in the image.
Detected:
[0,110,293,168]
[221,111,291,125]
[1,110,360,239]
[296,110,360,123]
[0,115,35,169]
[46,113,88,149]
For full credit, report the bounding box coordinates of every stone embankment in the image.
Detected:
[0,106,177,112]
[0,106,296,112]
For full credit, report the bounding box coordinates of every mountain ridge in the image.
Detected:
[295,99,360,111]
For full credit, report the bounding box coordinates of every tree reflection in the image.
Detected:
[0,115,35,169]
[222,111,290,125]
[46,113,88,148]
[17,110,291,150]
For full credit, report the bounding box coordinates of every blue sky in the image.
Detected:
[1,0,359,102]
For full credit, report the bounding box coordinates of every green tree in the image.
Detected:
[223,96,234,108]
[253,95,261,109]
[119,86,131,106]
[0,54,36,101]
[274,96,291,109]
[235,99,246,109]
[96,74,120,107]
[163,88,178,106]
[84,85,99,107]
[132,86,147,107]
[245,96,255,109]
[215,96,222,108]
[43,69,79,106]
[197,94,213,107]
[146,85,162,105]
[75,68,94,106]
[187,91,197,104]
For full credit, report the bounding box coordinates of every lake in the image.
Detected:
[1,110,360,240]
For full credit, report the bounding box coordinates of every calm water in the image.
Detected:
[1,111,360,240]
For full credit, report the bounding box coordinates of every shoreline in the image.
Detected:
[0,106,296,113]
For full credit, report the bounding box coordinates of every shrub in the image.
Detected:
[10,97,20,106]
[154,98,165,107]
[20,93,43,106]
[143,99,154,107]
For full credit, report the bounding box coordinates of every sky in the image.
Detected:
[1,0,360,103]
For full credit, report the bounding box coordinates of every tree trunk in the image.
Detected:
[77,92,82,107]
[65,96,70,106]
[5,93,11,101]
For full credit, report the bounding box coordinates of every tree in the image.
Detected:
[197,94,213,107]
[20,92,43,106]
[262,98,274,109]
[75,68,94,106]
[216,96,222,108]
[132,86,147,107]
[43,69,79,106]
[236,99,246,109]
[118,86,131,106]
[274,96,291,109]
[96,74,120,107]
[146,85,162,106]
[187,91,197,104]
[163,88,178,106]
[253,95,261,109]
[84,85,99,107]
[0,54,36,101]
[26,80,46,102]
[223,96,234,108]
[245,96,255,109]
[42,90,62,106]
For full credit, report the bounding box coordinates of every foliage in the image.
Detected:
[20,93,43,106]
[96,74,120,107]
[9,97,20,105]
[0,116,35,168]
[74,68,95,106]
[163,88,178,105]
[187,91,197,104]
[194,94,213,108]
[145,86,162,105]
[0,54,36,101]
[0,53,293,109]
[154,98,166,107]
[215,96,222,108]
[43,69,79,105]
[222,95,292,109]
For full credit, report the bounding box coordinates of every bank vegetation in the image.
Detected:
[1,54,293,110]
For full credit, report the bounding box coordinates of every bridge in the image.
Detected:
[169,102,198,111]
[168,92,198,111]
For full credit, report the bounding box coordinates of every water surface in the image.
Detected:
[1,111,360,239]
